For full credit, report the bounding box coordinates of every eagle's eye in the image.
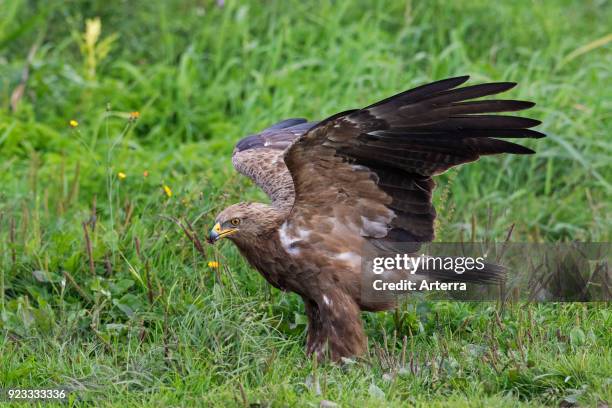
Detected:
[230,218,240,226]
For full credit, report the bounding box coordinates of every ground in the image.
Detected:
[0,0,610,406]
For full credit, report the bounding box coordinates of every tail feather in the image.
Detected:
[421,261,506,284]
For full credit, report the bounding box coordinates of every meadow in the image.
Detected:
[0,0,611,406]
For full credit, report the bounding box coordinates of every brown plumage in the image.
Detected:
[208,76,544,361]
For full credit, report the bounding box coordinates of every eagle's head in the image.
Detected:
[208,202,278,245]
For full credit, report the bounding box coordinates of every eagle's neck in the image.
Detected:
[230,202,292,290]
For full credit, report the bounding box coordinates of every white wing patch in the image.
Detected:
[278,221,310,256]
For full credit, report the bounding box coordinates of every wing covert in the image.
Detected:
[232,118,318,209]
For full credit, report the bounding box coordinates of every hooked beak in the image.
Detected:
[208,222,237,244]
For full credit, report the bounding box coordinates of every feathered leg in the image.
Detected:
[303,291,366,361]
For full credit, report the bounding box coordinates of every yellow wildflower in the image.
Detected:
[129,111,140,121]
[208,261,219,268]
[163,185,172,197]
[69,119,79,128]
[118,172,127,180]
[143,170,149,177]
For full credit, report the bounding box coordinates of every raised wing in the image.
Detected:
[284,76,544,246]
[232,118,318,210]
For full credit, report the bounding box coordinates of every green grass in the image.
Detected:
[1,0,611,406]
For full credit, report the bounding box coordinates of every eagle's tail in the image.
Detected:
[419,260,505,284]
